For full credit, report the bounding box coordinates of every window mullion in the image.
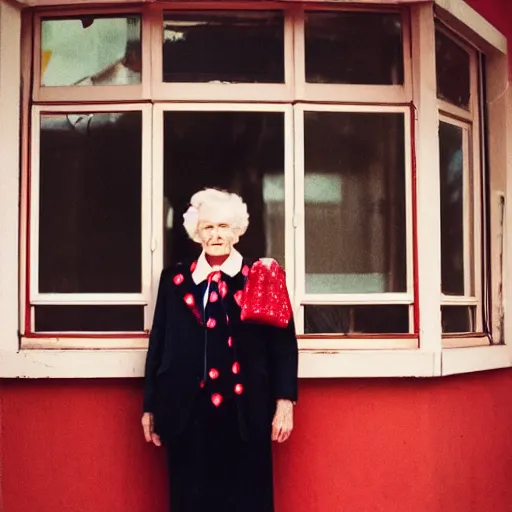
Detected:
[293,103,306,333]
[411,4,442,364]
[149,104,165,331]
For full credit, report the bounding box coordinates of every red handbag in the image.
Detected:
[240,259,292,328]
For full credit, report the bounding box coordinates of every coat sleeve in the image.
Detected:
[143,269,169,413]
[267,317,299,403]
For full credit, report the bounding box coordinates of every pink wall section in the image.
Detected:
[1,1,512,511]
[3,371,512,512]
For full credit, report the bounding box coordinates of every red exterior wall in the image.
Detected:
[2,2,512,511]
[3,371,512,512]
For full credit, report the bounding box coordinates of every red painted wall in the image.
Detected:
[2,2,512,512]
[3,371,512,512]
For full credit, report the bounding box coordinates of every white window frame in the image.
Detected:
[293,103,415,338]
[151,3,295,103]
[438,115,482,327]
[151,102,295,318]
[293,6,413,104]
[0,0,511,378]
[33,8,152,103]
[436,26,484,338]
[25,104,153,338]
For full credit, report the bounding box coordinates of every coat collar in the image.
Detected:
[191,248,243,284]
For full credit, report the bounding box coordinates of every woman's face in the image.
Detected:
[197,219,237,256]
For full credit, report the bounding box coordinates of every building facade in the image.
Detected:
[1,0,512,510]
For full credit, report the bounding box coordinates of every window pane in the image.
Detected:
[305,11,404,85]
[163,11,284,83]
[304,112,407,294]
[34,305,144,332]
[304,305,409,334]
[41,16,141,87]
[163,111,284,265]
[435,28,471,109]
[439,121,466,296]
[39,112,142,293]
[441,306,475,333]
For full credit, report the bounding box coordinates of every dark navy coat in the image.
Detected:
[143,258,299,441]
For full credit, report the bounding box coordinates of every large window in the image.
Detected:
[21,4,496,354]
[435,26,484,336]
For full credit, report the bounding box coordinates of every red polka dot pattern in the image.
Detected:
[219,281,228,298]
[234,290,244,306]
[232,362,240,374]
[209,368,219,380]
[173,274,184,285]
[206,318,217,329]
[234,384,244,395]
[211,393,223,407]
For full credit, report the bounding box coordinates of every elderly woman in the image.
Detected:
[142,188,298,512]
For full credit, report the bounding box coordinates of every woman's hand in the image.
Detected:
[141,412,162,446]
[272,399,294,443]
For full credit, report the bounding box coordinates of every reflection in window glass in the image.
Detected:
[435,28,471,109]
[305,11,404,85]
[39,112,142,293]
[35,305,145,332]
[439,121,467,296]
[41,16,141,87]
[441,306,475,333]
[163,11,284,83]
[304,305,409,334]
[163,111,284,265]
[304,112,406,294]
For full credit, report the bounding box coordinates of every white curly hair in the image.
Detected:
[183,188,249,243]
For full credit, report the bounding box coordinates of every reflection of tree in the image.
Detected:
[163,112,284,265]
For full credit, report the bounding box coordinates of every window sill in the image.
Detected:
[441,345,511,375]
[0,335,507,378]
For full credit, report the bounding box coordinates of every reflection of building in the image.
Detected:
[1,1,512,510]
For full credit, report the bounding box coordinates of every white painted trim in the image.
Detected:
[301,293,413,304]
[1,341,510,378]
[442,335,489,348]
[29,104,152,322]
[293,103,413,316]
[21,337,148,349]
[441,345,512,375]
[0,2,22,356]
[440,296,478,305]
[153,9,293,102]
[299,337,417,350]
[293,7,412,104]
[434,0,507,54]
[0,347,435,378]
[299,350,436,378]
[410,4,442,371]
[502,83,512,358]
[33,9,148,103]
[30,295,147,304]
